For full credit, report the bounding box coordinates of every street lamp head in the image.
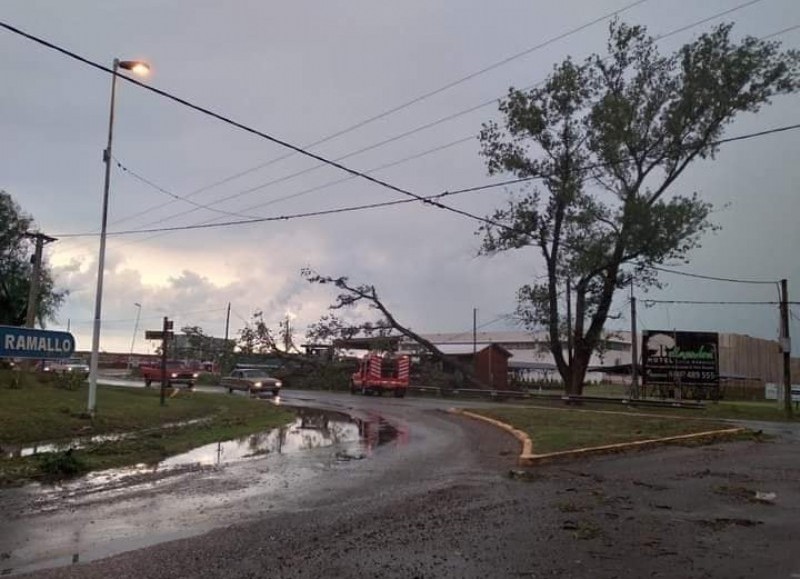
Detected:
[118,60,150,76]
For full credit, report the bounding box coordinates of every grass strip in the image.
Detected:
[505,393,798,423]
[470,406,734,454]
[0,375,294,485]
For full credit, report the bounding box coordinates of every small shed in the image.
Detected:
[435,343,513,390]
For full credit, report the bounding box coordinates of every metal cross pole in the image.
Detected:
[128,302,142,373]
[160,316,169,407]
[630,281,639,399]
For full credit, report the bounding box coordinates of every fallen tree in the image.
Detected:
[302,269,491,389]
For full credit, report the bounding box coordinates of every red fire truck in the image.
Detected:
[350,353,410,397]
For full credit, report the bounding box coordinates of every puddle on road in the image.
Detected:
[8,408,402,495]
[158,408,399,469]
[0,409,405,576]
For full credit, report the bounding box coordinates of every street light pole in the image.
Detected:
[88,58,149,415]
[128,302,142,373]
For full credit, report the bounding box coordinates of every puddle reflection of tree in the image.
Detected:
[355,413,401,453]
[220,410,392,457]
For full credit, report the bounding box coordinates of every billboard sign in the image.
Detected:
[642,330,719,389]
[0,325,76,360]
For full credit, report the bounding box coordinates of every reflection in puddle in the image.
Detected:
[1,409,406,516]
[0,409,407,576]
[9,409,403,490]
[159,408,399,469]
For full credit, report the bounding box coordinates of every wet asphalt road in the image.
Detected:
[3,389,800,578]
[0,389,518,576]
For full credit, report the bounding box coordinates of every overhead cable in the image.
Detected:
[649,265,779,285]
[644,299,799,305]
[1,1,772,240]
[53,121,800,238]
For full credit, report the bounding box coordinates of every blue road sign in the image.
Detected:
[0,325,76,359]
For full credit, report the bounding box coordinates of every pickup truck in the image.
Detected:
[140,362,198,389]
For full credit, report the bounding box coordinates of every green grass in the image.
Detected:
[511,393,798,423]
[528,382,798,423]
[0,371,294,485]
[473,406,736,454]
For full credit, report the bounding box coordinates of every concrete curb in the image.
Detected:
[449,408,533,457]
[448,408,745,466]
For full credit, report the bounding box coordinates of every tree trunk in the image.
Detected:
[567,342,592,396]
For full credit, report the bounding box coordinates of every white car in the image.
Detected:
[221,369,282,396]
[42,358,90,375]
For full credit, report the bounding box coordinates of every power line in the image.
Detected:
[11,6,795,249]
[649,265,778,285]
[97,119,800,243]
[113,157,256,220]
[52,121,800,238]
[192,0,770,205]
[112,0,654,208]
[56,196,424,237]
[0,1,648,242]
[125,9,795,239]
[165,0,769,221]
[65,306,229,325]
[430,314,517,344]
[112,135,477,239]
[0,20,455,216]
[643,299,799,305]
[9,0,770,244]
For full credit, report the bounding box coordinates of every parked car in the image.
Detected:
[42,358,90,376]
[220,368,282,396]
[140,361,198,388]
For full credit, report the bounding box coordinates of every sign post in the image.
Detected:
[144,318,173,407]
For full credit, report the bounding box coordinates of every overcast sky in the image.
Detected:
[2,0,799,355]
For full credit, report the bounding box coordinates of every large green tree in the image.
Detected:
[478,22,799,395]
[0,191,66,327]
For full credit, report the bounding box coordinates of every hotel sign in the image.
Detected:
[0,325,76,359]
[642,330,719,387]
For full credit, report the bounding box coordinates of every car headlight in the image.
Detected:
[254,381,262,387]
[192,373,199,378]
[275,381,282,388]
[170,372,178,378]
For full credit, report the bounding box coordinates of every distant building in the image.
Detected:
[170,333,234,366]
[400,330,632,383]
[400,330,798,395]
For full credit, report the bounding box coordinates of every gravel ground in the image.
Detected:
[8,392,800,579]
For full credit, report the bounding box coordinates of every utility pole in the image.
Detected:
[222,302,231,374]
[780,279,792,418]
[23,232,56,328]
[473,308,477,356]
[630,281,639,399]
[282,316,292,352]
[224,303,231,343]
